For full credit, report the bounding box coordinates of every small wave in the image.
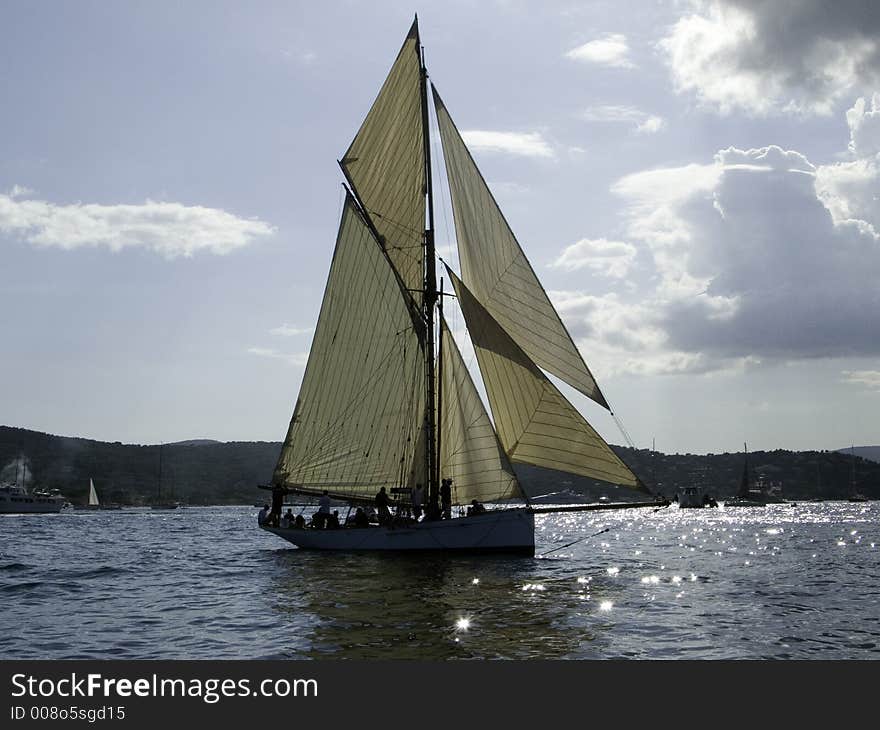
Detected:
[0,562,29,572]
[60,566,132,580]
[0,580,43,594]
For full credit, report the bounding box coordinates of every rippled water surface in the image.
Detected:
[1,503,878,659]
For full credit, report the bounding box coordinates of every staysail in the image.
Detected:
[433,86,608,409]
[88,478,99,507]
[439,316,523,504]
[340,19,426,298]
[273,194,426,501]
[449,269,644,490]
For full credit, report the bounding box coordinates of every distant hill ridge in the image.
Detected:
[836,446,880,464]
[1,425,878,505]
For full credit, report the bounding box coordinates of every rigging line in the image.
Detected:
[611,411,637,450]
[366,208,424,239]
[537,528,610,558]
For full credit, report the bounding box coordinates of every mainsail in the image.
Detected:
[273,194,426,501]
[88,478,99,507]
[433,85,609,409]
[439,316,522,504]
[340,19,426,297]
[449,269,643,490]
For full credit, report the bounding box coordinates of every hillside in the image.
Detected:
[2,426,878,504]
[836,446,880,464]
[0,426,278,505]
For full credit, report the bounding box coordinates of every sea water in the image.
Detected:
[1,503,877,659]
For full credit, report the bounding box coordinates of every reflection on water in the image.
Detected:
[1,502,878,659]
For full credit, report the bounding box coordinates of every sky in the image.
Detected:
[1,0,878,454]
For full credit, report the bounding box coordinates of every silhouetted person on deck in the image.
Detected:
[440,478,452,519]
[270,485,285,527]
[375,487,391,525]
[468,499,486,515]
[257,504,270,526]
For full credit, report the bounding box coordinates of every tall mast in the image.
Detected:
[418,21,439,504]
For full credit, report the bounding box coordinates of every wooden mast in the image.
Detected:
[417,16,439,506]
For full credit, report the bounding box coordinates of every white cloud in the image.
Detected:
[842,369,880,391]
[636,116,665,134]
[269,324,313,337]
[815,96,880,232]
[247,347,308,366]
[660,0,880,116]
[547,290,738,376]
[7,184,34,198]
[551,238,636,278]
[611,141,880,363]
[566,33,635,69]
[580,105,666,134]
[0,190,275,258]
[846,93,880,156]
[460,130,553,158]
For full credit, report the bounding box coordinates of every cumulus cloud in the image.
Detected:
[563,100,880,376]
[460,130,553,158]
[660,0,880,115]
[0,189,275,258]
[617,143,879,362]
[580,105,666,134]
[566,33,635,69]
[815,95,880,231]
[551,238,636,278]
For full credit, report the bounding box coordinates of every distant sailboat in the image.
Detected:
[726,442,785,507]
[259,19,662,554]
[151,445,179,510]
[76,478,102,510]
[848,446,869,502]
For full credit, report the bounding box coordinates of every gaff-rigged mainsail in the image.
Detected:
[272,194,426,501]
[433,85,609,409]
[439,316,523,504]
[448,269,644,490]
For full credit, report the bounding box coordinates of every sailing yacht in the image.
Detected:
[76,478,102,510]
[151,445,179,509]
[260,19,660,553]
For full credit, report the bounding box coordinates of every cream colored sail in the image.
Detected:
[433,86,608,409]
[340,20,426,297]
[449,270,642,489]
[273,195,426,500]
[88,479,99,507]
[439,316,523,504]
